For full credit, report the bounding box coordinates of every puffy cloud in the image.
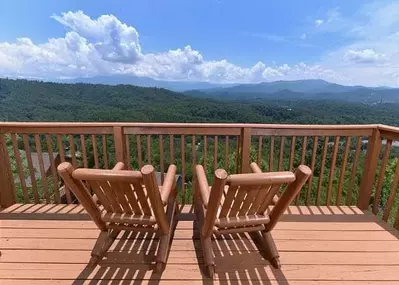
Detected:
[344,49,386,63]
[52,11,141,63]
[315,19,324,26]
[0,10,344,84]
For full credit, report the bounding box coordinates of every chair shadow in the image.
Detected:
[192,220,289,285]
[72,231,166,284]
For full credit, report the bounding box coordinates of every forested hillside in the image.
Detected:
[1,78,399,125]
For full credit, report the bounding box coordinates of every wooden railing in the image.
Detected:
[0,123,398,227]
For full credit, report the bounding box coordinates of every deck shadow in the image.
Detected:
[72,231,168,284]
[191,219,288,284]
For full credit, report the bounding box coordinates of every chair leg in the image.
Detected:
[90,229,120,266]
[155,197,177,272]
[201,235,215,278]
[261,231,280,269]
[195,200,215,278]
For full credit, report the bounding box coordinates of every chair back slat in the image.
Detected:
[218,186,238,218]
[258,184,281,214]
[133,181,152,216]
[88,180,113,212]
[238,186,260,216]
[228,188,247,217]
[96,180,124,213]
[122,182,143,215]
[247,185,271,215]
[109,181,134,214]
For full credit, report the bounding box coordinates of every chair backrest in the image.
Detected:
[203,163,311,236]
[57,162,168,233]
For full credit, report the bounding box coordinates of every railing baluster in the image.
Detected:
[125,135,131,170]
[326,136,340,206]
[316,136,329,205]
[373,139,392,214]
[34,134,49,203]
[192,135,196,172]
[91,135,99,169]
[213,136,218,170]
[137,134,143,168]
[240,127,252,173]
[224,136,229,170]
[181,135,186,204]
[203,135,207,173]
[296,136,307,204]
[289,136,296,170]
[159,135,164,182]
[23,134,39,203]
[80,135,88,168]
[257,135,263,166]
[147,135,151,164]
[68,134,77,167]
[306,136,318,205]
[11,134,28,202]
[235,135,240,174]
[169,135,174,165]
[269,136,274,172]
[102,135,108,169]
[46,134,60,203]
[336,136,351,205]
[56,135,65,163]
[278,136,285,171]
[300,136,307,165]
[347,136,362,205]
[382,158,399,221]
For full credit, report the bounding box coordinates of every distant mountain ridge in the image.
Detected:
[185,79,399,104]
[62,75,234,92]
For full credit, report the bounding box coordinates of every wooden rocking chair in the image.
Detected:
[57,162,178,272]
[194,162,311,277]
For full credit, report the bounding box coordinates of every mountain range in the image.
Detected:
[61,76,398,104]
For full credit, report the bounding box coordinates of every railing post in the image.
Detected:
[0,134,16,207]
[240,127,252,173]
[113,126,127,168]
[357,127,382,209]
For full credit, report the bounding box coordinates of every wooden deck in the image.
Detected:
[1,204,399,284]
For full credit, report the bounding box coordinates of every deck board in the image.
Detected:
[1,205,399,283]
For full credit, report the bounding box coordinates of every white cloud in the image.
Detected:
[51,11,141,63]
[0,7,398,86]
[344,49,386,63]
[315,19,324,26]
[0,10,340,84]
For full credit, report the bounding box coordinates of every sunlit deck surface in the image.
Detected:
[1,205,399,284]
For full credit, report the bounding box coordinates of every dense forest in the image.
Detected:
[1,78,399,124]
[1,78,398,224]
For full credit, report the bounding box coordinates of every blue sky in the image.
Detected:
[0,0,398,86]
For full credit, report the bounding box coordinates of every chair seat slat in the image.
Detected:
[102,212,156,225]
[216,214,270,228]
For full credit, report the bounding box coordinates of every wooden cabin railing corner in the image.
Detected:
[0,133,16,207]
[357,127,382,209]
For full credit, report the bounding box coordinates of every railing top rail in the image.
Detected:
[0,122,379,129]
[378,124,399,133]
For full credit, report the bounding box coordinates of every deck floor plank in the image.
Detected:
[1,205,399,283]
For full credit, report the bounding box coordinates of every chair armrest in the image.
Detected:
[195,165,210,208]
[113,162,125,170]
[160,164,177,205]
